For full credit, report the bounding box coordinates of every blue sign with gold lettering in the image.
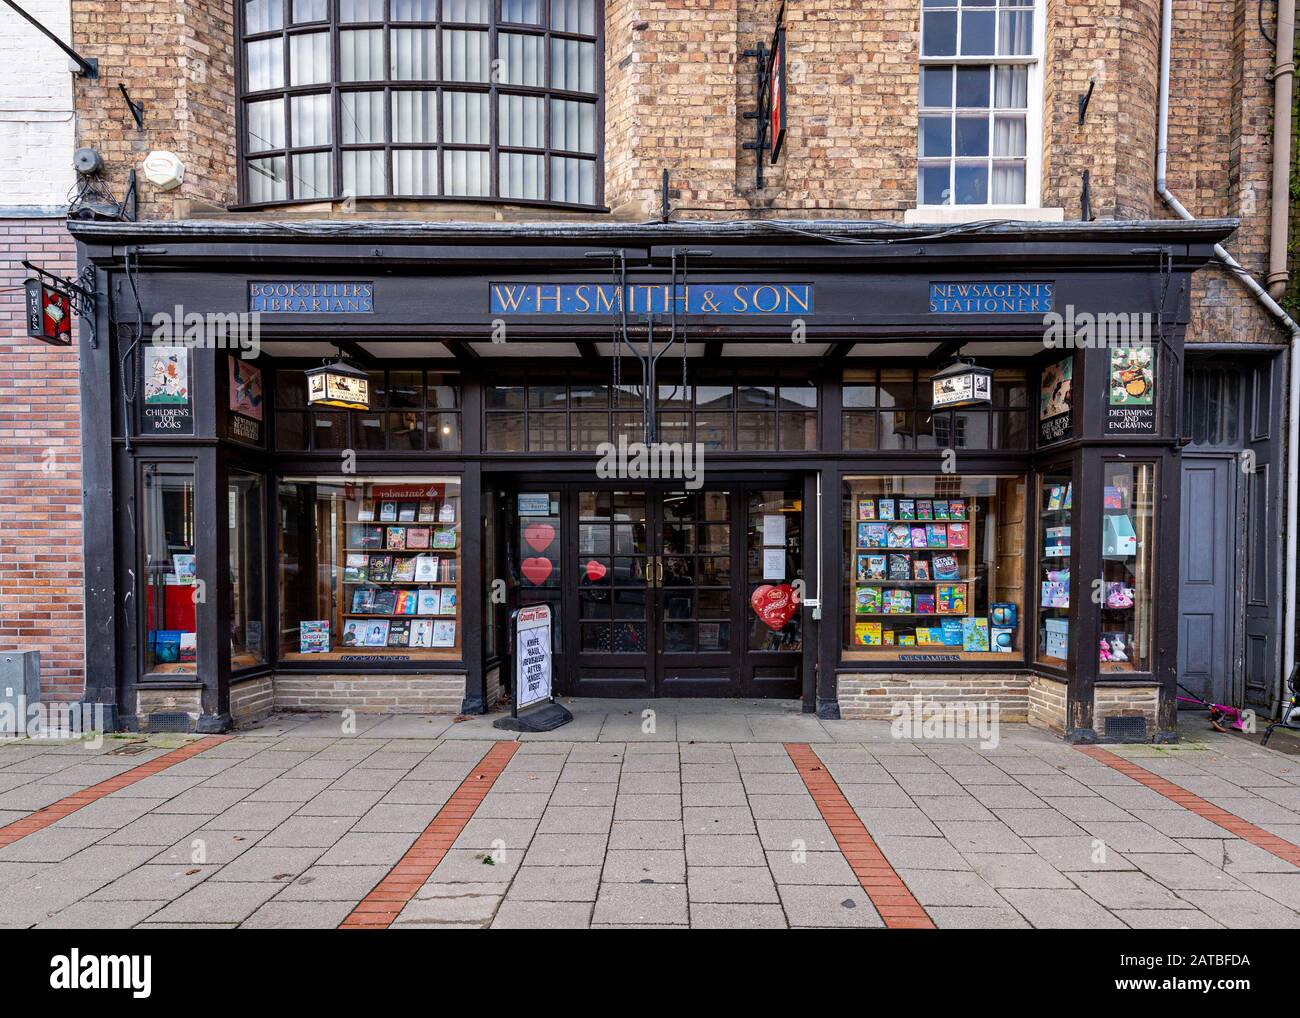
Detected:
[250,281,374,313]
[929,281,1054,314]
[490,282,813,316]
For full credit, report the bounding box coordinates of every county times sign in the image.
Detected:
[515,604,553,710]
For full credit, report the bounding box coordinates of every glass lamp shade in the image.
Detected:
[306,357,370,410]
[931,359,994,410]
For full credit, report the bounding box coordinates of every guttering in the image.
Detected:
[1157,0,1300,708]
[1268,0,1296,298]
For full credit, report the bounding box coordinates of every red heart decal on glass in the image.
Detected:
[750,583,798,631]
[521,557,553,585]
[585,559,607,582]
[523,523,555,553]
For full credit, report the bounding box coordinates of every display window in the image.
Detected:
[1036,468,1072,666]
[229,470,267,669]
[144,462,199,674]
[1099,462,1154,672]
[279,475,462,662]
[843,475,1025,659]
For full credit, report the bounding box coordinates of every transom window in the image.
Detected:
[239,0,602,206]
[842,367,1027,450]
[918,0,1038,206]
[484,376,819,453]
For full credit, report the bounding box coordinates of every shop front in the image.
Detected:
[68,217,1234,742]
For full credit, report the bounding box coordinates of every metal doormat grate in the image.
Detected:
[1104,716,1148,743]
[147,712,195,733]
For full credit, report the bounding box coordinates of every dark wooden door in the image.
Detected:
[561,482,801,699]
[1177,456,1235,704]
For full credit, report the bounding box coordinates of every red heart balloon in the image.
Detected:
[523,523,555,553]
[521,557,553,585]
[750,583,797,631]
[585,559,607,582]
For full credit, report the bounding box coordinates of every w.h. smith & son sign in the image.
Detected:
[490,282,813,315]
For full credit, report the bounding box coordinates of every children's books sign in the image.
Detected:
[142,346,193,434]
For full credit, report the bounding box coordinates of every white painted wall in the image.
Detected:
[0,0,76,208]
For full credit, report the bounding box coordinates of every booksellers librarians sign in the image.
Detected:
[515,604,553,710]
[249,282,374,313]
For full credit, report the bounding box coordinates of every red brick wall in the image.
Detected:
[0,217,84,701]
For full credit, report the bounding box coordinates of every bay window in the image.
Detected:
[239,0,602,206]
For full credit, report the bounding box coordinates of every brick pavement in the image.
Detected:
[0,705,1296,929]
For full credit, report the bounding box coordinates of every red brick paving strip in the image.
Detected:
[785,743,936,929]
[340,741,520,929]
[1077,745,1300,868]
[0,735,231,849]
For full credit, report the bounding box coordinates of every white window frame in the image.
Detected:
[915,0,1046,210]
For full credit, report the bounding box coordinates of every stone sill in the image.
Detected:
[904,206,1066,225]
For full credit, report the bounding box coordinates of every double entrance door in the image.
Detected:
[511,481,804,699]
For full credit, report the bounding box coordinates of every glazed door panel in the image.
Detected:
[569,488,656,697]
[656,489,741,696]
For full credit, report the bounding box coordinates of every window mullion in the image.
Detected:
[489,7,500,198]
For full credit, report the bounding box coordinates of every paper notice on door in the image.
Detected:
[763,548,786,580]
[762,514,786,546]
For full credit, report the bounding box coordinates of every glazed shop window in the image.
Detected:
[918,0,1039,205]
[276,368,460,451]
[239,0,602,206]
[1099,463,1154,673]
[1035,469,1071,667]
[229,471,267,669]
[484,377,817,452]
[144,463,198,674]
[279,476,462,661]
[842,367,1026,450]
[844,475,1026,658]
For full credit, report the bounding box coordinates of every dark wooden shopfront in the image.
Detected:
[67,215,1239,740]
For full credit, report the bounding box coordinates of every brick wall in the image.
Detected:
[71,0,235,219]
[65,0,1290,275]
[0,216,84,702]
[0,0,77,207]
[1163,1,1285,344]
[1027,674,1067,735]
[272,673,466,714]
[1093,682,1160,735]
[837,672,1030,721]
[230,674,274,727]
